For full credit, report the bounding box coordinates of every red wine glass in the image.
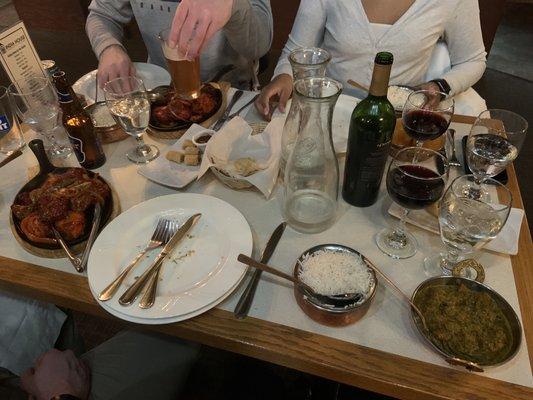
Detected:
[376,147,449,259]
[402,89,454,147]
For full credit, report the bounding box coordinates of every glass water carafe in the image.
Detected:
[280,48,331,176]
[283,77,342,233]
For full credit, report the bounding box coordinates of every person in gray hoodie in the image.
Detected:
[86,0,272,89]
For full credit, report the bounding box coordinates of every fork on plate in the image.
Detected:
[98,218,173,301]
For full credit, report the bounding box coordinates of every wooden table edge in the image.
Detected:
[1,114,531,400]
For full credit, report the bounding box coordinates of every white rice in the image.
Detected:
[298,250,372,296]
[387,85,413,111]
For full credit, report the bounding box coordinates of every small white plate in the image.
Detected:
[138,124,212,189]
[87,193,253,322]
[73,62,171,104]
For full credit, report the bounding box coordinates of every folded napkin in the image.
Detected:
[388,203,525,255]
[198,116,283,197]
[0,291,66,375]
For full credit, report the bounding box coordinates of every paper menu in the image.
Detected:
[0,21,45,91]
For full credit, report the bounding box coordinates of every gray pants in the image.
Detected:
[1,331,200,400]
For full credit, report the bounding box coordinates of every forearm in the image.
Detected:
[85,0,133,59]
[224,0,272,60]
[442,57,486,96]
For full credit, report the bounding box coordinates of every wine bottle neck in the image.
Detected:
[368,63,391,97]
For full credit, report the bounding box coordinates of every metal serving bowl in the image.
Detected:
[411,276,522,371]
[293,244,377,327]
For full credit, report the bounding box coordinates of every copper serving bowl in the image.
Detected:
[293,244,377,327]
[411,276,522,371]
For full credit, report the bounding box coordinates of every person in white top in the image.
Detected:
[256,0,487,117]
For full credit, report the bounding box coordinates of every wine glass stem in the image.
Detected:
[135,134,151,156]
[388,208,410,248]
[441,245,460,272]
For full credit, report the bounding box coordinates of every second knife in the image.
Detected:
[234,221,286,319]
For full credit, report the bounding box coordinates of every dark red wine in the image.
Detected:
[387,165,445,210]
[403,110,449,142]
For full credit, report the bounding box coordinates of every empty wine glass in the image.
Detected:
[402,90,454,147]
[424,174,512,276]
[376,147,449,259]
[8,76,71,158]
[465,109,527,199]
[104,76,159,163]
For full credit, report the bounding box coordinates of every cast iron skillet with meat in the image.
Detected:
[10,139,113,250]
[149,83,222,131]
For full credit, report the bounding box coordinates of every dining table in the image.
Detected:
[0,89,532,400]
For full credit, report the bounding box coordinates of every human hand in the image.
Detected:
[418,81,445,109]
[168,0,234,60]
[255,74,293,120]
[21,349,91,400]
[97,45,136,88]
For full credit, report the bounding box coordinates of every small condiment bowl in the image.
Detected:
[85,101,128,144]
[192,131,213,151]
[293,244,377,327]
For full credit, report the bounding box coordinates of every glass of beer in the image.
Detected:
[158,28,201,100]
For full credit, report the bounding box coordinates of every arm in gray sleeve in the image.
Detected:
[272,0,327,79]
[441,0,486,96]
[85,0,134,59]
[223,0,273,60]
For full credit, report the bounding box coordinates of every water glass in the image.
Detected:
[8,76,71,158]
[424,174,512,276]
[466,109,527,185]
[0,86,25,154]
[104,76,159,163]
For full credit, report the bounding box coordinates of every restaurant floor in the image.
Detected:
[4,1,533,399]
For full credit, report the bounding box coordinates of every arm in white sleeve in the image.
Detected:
[224,0,273,60]
[85,0,134,59]
[441,0,486,95]
[272,0,327,78]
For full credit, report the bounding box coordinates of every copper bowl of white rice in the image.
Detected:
[293,244,377,327]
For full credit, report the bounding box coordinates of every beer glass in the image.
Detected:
[158,28,201,99]
[104,76,159,163]
[8,76,72,158]
[0,86,25,155]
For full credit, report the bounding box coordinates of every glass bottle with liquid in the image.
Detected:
[279,47,331,176]
[52,71,106,169]
[283,77,342,233]
[342,52,396,207]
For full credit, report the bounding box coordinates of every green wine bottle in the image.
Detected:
[342,52,396,207]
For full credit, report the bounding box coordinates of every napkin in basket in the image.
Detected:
[198,116,283,197]
[388,203,525,255]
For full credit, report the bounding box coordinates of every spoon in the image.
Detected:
[237,254,363,307]
[360,254,429,332]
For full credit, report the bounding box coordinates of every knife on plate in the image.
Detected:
[234,221,286,319]
[118,213,202,306]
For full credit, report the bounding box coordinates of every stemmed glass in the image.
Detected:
[424,174,512,276]
[8,76,71,158]
[376,147,449,259]
[104,76,159,163]
[402,90,454,147]
[465,109,527,199]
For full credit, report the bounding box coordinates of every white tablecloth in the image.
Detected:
[0,92,531,387]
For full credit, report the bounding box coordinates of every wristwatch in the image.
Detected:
[50,395,81,400]
[429,78,451,95]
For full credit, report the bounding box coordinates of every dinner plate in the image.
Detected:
[72,62,171,105]
[87,193,253,321]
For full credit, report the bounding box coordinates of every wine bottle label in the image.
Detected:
[67,134,86,164]
[57,89,73,104]
[358,141,391,182]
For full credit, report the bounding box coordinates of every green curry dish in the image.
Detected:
[414,284,514,365]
